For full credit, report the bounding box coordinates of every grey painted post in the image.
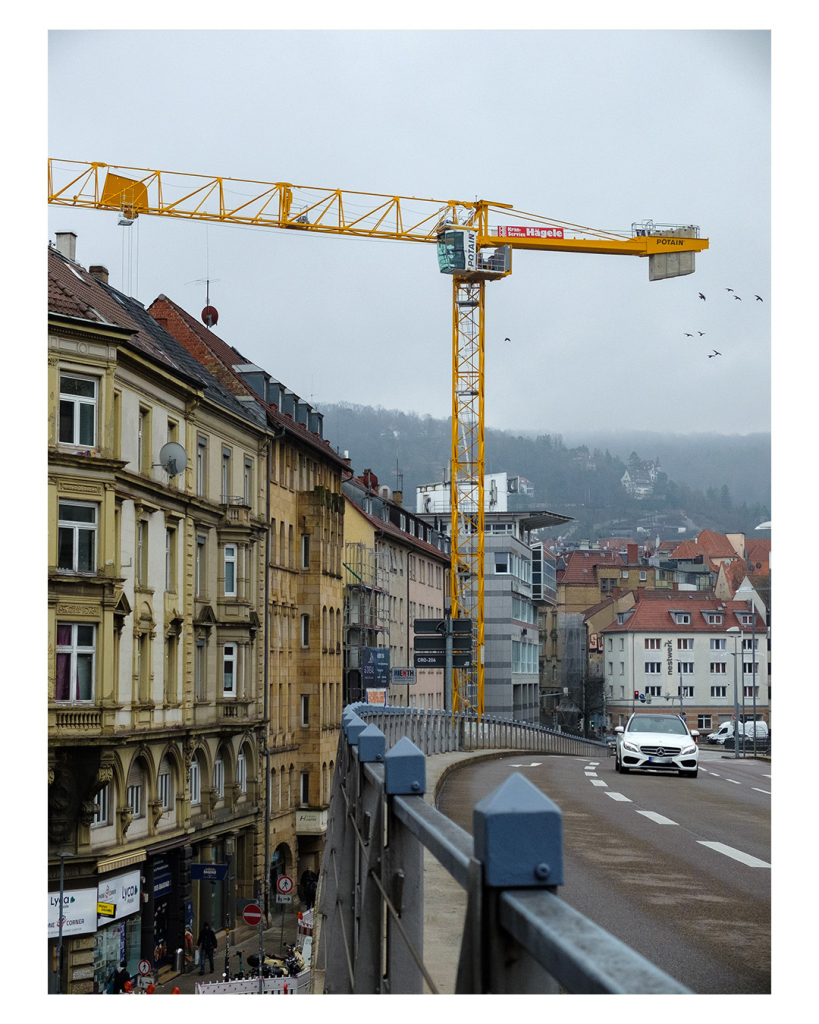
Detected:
[471,773,564,993]
[352,726,386,993]
[383,738,426,993]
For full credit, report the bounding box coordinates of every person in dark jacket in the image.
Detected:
[197,922,218,975]
[301,869,318,909]
[111,960,130,994]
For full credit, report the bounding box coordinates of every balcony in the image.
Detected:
[53,707,102,732]
[220,495,251,526]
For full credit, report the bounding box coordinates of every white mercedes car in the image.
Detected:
[614,713,699,778]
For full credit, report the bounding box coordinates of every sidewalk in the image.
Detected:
[151,909,303,995]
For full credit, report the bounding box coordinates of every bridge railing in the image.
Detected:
[353,704,610,757]
[314,705,691,995]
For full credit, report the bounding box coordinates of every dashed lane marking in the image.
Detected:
[753,788,771,795]
[605,792,632,802]
[725,778,741,785]
[697,841,770,868]
[590,779,608,787]
[636,810,678,825]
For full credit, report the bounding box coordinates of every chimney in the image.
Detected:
[627,543,638,564]
[55,232,77,261]
[393,490,403,507]
[89,265,109,285]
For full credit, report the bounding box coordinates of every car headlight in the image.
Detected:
[623,741,639,753]
[681,744,697,755]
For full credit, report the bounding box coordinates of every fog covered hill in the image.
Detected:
[320,403,770,528]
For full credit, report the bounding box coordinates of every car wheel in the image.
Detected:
[620,762,629,774]
[614,755,620,773]
[681,768,698,778]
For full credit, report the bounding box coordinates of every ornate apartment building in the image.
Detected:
[48,235,346,993]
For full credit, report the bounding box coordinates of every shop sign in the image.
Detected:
[48,887,98,938]
[97,868,141,925]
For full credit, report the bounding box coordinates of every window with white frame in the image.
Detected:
[740,613,755,626]
[301,694,310,726]
[706,613,723,625]
[190,756,201,806]
[301,535,310,570]
[674,613,691,625]
[158,761,172,811]
[677,662,694,674]
[710,662,727,674]
[224,544,237,596]
[645,638,661,649]
[213,758,224,798]
[136,519,148,587]
[92,783,110,827]
[165,526,177,592]
[645,685,662,697]
[59,372,97,447]
[710,685,727,698]
[677,685,695,697]
[742,638,759,651]
[639,570,647,581]
[301,614,310,647]
[237,753,247,794]
[743,685,759,699]
[710,638,726,650]
[55,623,95,702]
[57,502,97,573]
[644,662,662,674]
[223,644,236,696]
[698,714,713,731]
[742,662,759,676]
[677,638,694,650]
[126,766,143,817]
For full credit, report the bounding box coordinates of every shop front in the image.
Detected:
[92,866,143,992]
[142,845,192,974]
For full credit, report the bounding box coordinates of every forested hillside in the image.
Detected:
[321,403,771,538]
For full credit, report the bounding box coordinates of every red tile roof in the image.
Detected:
[694,529,738,559]
[601,592,753,632]
[560,549,620,584]
[48,248,189,377]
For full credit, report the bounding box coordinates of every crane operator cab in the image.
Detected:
[437,227,511,280]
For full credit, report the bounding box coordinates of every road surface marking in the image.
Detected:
[710,773,721,777]
[763,774,771,778]
[636,810,678,825]
[606,792,632,802]
[587,763,599,767]
[697,841,770,868]
[725,778,741,785]
[508,763,542,767]
[585,771,598,776]
[590,779,608,787]
[752,788,771,795]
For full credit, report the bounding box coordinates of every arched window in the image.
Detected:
[190,754,201,806]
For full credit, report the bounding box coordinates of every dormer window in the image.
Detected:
[675,612,691,625]
[706,613,723,625]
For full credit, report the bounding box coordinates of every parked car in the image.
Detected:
[614,713,699,778]
[724,733,768,751]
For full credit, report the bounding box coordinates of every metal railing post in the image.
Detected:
[383,737,426,993]
[352,725,386,994]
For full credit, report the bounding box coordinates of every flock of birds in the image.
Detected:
[689,287,765,359]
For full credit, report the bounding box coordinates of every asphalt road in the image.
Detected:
[436,748,771,994]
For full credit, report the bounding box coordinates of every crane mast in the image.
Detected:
[48,159,709,717]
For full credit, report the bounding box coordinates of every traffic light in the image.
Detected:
[634,690,640,700]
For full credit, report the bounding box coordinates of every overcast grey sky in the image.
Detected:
[47,28,771,436]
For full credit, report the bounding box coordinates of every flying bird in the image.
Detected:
[726,288,734,292]
[697,332,705,336]
[755,295,764,301]
[699,292,706,300]
[708,350,722,358]
[684,333,694,337]
[505,336,511,342]
[734,295,742,300]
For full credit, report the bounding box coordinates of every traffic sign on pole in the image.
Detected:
[242,902,263,927]
[276,874,294,896]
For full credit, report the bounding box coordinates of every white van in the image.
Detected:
[707,720,768,744]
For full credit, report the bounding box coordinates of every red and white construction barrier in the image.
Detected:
[195,970,310,995]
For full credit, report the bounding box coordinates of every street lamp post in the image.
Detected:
[727,626,743,760]
[56,851,75,994]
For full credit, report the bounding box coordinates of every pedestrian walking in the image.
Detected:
[301,869,317,910]
[197,921,218,975]
[110,960,130,994]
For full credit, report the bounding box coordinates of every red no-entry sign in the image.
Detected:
[242,902,263,926]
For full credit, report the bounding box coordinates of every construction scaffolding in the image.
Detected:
[343,541,391,703]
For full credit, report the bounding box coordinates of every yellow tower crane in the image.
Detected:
[48,159,709,717]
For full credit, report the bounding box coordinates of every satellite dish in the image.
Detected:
[157,442,188,478]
